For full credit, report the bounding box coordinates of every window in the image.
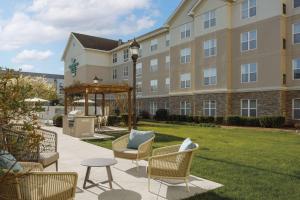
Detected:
[59,82,64,94]
[165,55,170,69]
[180,48,191,64]
[149,101,158,115]
[113,53,117,63]
[150,39,158,52]
[241,63,257,83]
[150,80,158,92]
[123,49,129,61]
[294,0,300,8]
[204,10,216,29]
[180,73,191,88]
[204,68,217,85]
[180,23,191,39]
[242,0,256,19]
[241,30,257,51]
[283,38,286,49]
[166,34,170,47]
[165,77,170,89]
[180,101,191,115]
[293,23,300,44]
[293,99,300,119]
[150,59,158,72]
[203,39,217,57]
[123,66,128,78]
[241,99,257,117]
[136,82,142,94]
[283,3,287,15]
[293,59,300,79]
[112,68,117,80]
[136,63,142,77]
[203,100,216,117]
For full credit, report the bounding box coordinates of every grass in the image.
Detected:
[84,121,300,200]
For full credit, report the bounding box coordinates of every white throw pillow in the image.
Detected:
[179,138,193,152]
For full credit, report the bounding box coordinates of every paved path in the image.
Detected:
[44,126,223,200]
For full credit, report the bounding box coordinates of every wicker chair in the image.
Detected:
[0,162,78,200]
[1,124,59,171]
[147,143,199,192]
[112,133,155,170]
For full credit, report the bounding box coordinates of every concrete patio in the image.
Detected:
[43,126,223,200]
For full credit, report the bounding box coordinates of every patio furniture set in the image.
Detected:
[0,125,198,199]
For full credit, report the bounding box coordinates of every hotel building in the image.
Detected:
[62,0,300,124]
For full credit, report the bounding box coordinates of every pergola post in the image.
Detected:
[128,90,132,130]
[84,89,88,116]
[102,93,105,116]
[64,92,68,115]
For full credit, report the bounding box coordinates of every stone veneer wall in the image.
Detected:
[231,91,282,116]
[285,90,300,124]
[194,93,228,117]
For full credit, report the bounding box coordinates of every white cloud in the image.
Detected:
[12,49,53,63]
[19,64,35,71]
[0,0,158,51]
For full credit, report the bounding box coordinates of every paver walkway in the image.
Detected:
[44,126,223,200]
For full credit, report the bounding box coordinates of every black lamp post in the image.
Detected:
[129,38,140,129]
[93,76,100,115]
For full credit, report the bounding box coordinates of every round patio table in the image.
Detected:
[81,158,117,189]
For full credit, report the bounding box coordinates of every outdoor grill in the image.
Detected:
[67,110,83,127]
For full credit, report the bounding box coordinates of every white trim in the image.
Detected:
[241,63,257,83]
[293,0,300,9]
[241,0,256,20]
[293,22,300,45]
[292,58,300,80]
[240,99,257,117]
[241,30,257,52]
[203,100,217,117]
[292,98,300,120]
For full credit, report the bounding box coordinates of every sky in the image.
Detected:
[0,0,181,75]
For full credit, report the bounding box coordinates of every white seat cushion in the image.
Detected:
[39,152,59,167]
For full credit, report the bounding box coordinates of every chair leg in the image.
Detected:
[55,161,58,171]
[148,176,151,191]
[135,160,139,173]
[185,178,190,192]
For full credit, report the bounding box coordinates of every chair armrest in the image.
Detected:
[137,136,155,158]
[112,134,129,150]
[152,145,181,156]
[19,162,43,172]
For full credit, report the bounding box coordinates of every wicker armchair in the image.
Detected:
[112,133,155,170]
[147,143,199,192]
[1,124,59,171]
[0,162,78,200]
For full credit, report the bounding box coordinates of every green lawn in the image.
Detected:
[85,121,300,200]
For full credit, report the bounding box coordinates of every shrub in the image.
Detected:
[154,109,169,121]
[243,117,260,127]
[120,114,139,126]
[107,115,121,126]
[259,116,285,128]
[226,116,242,126]
[53,114,63,127]
[199,116,215,123]
[139,110,150,119]
[215,117,224,125]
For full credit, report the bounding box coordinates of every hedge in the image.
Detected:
[154,109,169,121]
[226,116,285,128]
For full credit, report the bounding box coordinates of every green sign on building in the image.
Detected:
[69,58,79,77]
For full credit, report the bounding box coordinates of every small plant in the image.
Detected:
[259,116,285,128]
[53,114,63,127]
[154,109,169,121]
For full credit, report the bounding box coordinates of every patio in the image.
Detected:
[43,126,222,200]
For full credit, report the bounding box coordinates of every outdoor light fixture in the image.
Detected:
[93,76,100,84]
[129,38,140,129]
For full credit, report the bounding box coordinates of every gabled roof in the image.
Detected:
[72,32,120,51]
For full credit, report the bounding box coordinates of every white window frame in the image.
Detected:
[203,10,216,29]
[293,59,300,80]
[136,81,142,94]
[204,68,217,86]
[180,101,191,116]
[165,77,170,90]
[241,63,257,83]
[203,39,217,57]
[150,59,158,72]
[112,68,117,80]
[241,30,257,52]
[123,49,129,62]
[240,99,257,117]
[123,66,129,78]
[180,48,191,64]
[150,80,158,92]
[165,55,170,69]
[293,23,300,44]
[136,63,142,77]
[241,0,256,19]
[294,0,300,8]
[180,73,191,89]
[180,23,191,40]
[293,99,300,120]
[166,34,170,47]
[113,53,117,63]
[149,101,158,115]
[150,39,158,52]
[203,100,217,117]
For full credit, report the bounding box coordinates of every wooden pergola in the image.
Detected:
[64,83,133,129]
